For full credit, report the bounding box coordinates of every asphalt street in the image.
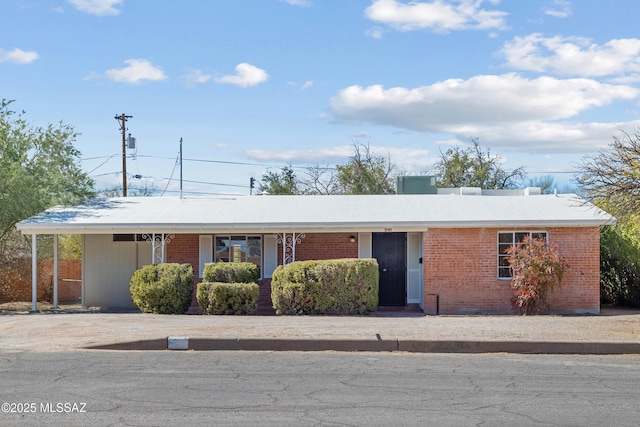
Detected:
[1,351,639,426]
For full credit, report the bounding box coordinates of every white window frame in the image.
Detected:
[214,235,263,278]
[497,231,548,280]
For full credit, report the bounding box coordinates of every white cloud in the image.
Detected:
[103,59,167,84]
[542,0,572,18]
[184,68,212,85]
[0,48,39,64]
[366,26,385,39]
[501,34,640,77]
[364,0,509,33]
[215,63,269,88]
[329,73,639,152]
[244,144,433,169]
[301,80,314,90]
[67,0,123,16]
[245,145,352,163]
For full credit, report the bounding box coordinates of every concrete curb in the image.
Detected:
[86,338,640,354]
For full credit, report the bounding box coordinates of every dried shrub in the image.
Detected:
[507,236,568,315]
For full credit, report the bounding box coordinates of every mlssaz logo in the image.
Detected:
[40,402,87,413]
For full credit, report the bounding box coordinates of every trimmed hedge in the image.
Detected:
[271,258,379,315]
[196,282,259,315]
[203,262,259,284]
[129,263,194,314]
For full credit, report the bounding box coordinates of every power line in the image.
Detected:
[178,179,248,189]
[161,155,180,196]
[81,154,118,161]
[135,154,333,170]
[86,154,119,174]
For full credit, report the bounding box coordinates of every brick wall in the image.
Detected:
[545,227,600,313]
[279,232,358,263]
[424,227,601,315]
[166,234,200,277]
[0,258,81,303]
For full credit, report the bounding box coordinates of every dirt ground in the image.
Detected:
[1,303,640,352]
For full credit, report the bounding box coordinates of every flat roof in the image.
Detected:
[16,193,614,235]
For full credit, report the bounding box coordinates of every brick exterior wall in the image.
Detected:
[165,234,201,277]
[278,232,359,264]
[423,227,601,315]
[163,229,601,314]
[0,258,82,303]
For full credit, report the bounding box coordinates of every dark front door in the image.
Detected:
[372,232,407,306]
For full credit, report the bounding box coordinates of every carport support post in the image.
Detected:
[31,234,37,312]
[53,234,58,309]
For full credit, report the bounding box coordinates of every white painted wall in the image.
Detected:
[263,234,278,278]
[198,235,213,278]
[358,232,372,258]
[83,234,138,309]
[407,232,424,306]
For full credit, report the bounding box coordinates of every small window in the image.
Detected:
[113,234,135,242]
[497,231,548,279]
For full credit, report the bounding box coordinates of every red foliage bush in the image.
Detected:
[507,236,568,315]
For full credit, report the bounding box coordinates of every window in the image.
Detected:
[215,235,262,276]
[113,234,135,242]
[498,231,548,279]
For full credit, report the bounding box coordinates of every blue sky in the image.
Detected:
[2,0,640,196]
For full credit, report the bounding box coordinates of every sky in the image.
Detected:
[2,0,640,196]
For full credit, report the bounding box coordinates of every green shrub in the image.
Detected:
[129,263,194,314]
[196,282,259,315]
[600,226,640,307]
[203,262,259,284]
[271,258,378,315]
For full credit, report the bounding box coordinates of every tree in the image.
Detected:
[258,166,299,195]
[335,143,396,195]
[0,100,94,239]
[507,236,568,315]
[576,129,640,220]
[435,138,526,189]
[600,225,640,308]
[257,144,397,196]
[102,178,158,197]
[59,234,82,259]
[576,130,640,308]
[527,175,556,194]
[300,165,340,195]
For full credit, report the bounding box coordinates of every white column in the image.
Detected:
[151,233,156,264]
[282,233,286,265]
[53,234,59,309]
[161,234,165,263]
[292,233,296,263]
[31,234,37,312]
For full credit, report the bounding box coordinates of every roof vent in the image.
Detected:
[459,187,482,196]
[524,187,542,196]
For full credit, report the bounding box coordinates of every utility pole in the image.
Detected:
[115,113,132,196]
